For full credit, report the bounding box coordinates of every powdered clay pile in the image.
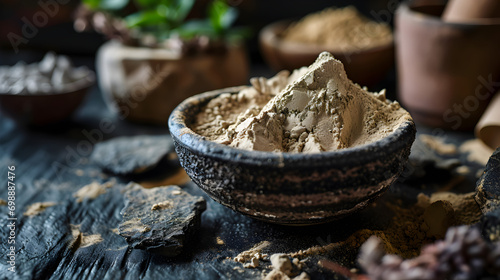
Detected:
[282,6,393,51]
[193,52,411,153]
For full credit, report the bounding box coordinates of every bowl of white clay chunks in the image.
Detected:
[0,52,95,126]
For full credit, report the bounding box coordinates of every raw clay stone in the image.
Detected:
[475,148,500,214]
[119,183,206,256]
[91,135,174,175]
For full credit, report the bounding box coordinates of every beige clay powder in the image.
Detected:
[193,52,411,153]
[282,6,393,51]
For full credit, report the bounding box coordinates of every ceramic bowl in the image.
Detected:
[259,20,395,86]
[0,73,95,126]
[168,87,416,225]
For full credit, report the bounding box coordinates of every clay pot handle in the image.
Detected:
[442,0,500,22]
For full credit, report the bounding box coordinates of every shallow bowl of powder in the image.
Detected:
[169,52,415,225]
[259,6,394,86]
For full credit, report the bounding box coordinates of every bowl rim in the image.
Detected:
[0,71,96,97]
[168,86,416,168]
[259,19,395,56]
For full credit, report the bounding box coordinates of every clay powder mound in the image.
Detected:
[193,52,412,153]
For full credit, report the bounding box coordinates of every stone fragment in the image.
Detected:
[119,183,206,256]
[475,148,500,213]
[91,135,174,175]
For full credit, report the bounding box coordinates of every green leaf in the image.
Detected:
[177,19,215,38]
[220,6,237,29]
[83,0,101,9]
[154,0,195,27]
[175,0,195,22]
[134,0,159,9]
[209,0,238,35]
[226,26,252,39]
[100,0,130,10]
[125,11,167,28]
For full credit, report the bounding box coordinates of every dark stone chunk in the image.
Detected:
[478,208,500,243]
[119,183,206,256]
[91,135,173,175]
[475,148,500,214]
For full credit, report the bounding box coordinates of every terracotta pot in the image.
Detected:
[96,41,249,125]
[259,20,394,86]
[396,0,500,130]
[442,0,500,22]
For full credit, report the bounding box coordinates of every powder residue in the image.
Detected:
[193,52,411,153]
[151,200,173,211]
[282,191,482,260]
[216,236,225,245]
[419,134,458,155]
[74,169,85,176]
[459,139,494,166]
[69,224,104,250]
[24,202,57,216]
[234,241,270,268]
[282,6,392,51]
[74,180,115,203]
[264,254,309,280]
[418,192,482,225]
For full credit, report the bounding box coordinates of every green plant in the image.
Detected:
[81,0,248,43]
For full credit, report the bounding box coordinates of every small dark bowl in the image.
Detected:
[0,73,95,126]
[259,20,394,86]
[168,87,416,225]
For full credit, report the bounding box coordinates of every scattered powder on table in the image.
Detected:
[234,241,271,268]
[282,6,392,51]
[459,139,494,166]
[74,169,85,176]
[284,192,482,260]
[69,224,104,250]
[193,52,411,153]
[24,202,57,216]
[216,236,225,245]
[264,254,309,280]
[73,179,115,203]
[455,165,470,175]
[418,192,482,225]
[419,134,457,155]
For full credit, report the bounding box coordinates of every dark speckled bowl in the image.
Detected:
[168,86,416,225]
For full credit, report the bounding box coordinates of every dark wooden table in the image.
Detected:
[0,55,489,280]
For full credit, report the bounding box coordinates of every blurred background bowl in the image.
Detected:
[259,20,395,86]
[169,87,416,225]
[0,73,95,126]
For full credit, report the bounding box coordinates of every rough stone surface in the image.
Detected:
[91,135,173,175]
[478,208,500,243]
[119,183,206,256]
[475,148,500,214]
